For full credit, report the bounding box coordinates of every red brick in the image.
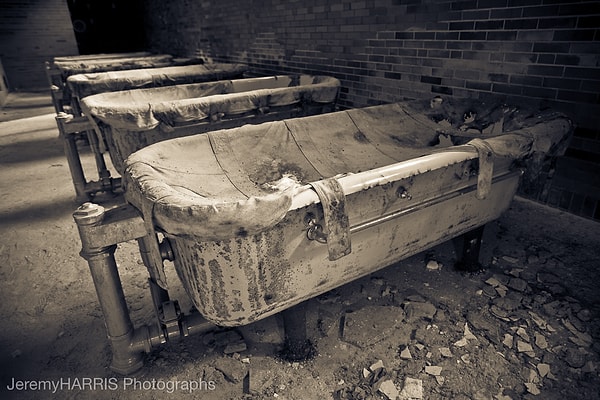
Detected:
[466,80,492,91]
[479,0,509,8]
[475,20,505,30]
[460,31,487,40]
[522,5,559,17]
[493,83,523,94]
[449,21,475,30]
[553,30,596,42]
[431,85,453,95]
[533,42,570,53]
[557,90,598,103]
[578,16,600,29]
[538,17,577,29]
[505,52,537,63]
[564,66,600,79]
[463,9,491,20]
[554,54,581,66]
[452,1,478,11]
[505,19,539,30]
[522,86,557,98]
[527,65,564,77]
[510,74,543,86]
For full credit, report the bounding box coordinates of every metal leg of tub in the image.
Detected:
[136,235,177,333]
[455,225,485,272]
[84,128,114,194]
[45,61,66,114]
[73,203,216,374]
[56,113,93,202]
[56,113,121,200]
[280,301,316,361]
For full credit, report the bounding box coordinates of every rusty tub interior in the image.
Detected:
[80,74,341,175]
[122,97,572,328]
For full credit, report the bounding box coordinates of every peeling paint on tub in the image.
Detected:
[207,258,230,320]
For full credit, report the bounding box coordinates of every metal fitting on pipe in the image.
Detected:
[159,238,174,261]
[73,202,105,225]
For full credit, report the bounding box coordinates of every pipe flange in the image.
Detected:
[73,202,105,225]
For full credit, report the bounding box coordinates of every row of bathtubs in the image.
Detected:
[54,52,573,375]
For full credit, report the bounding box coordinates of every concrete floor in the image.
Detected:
[0,91,56,122]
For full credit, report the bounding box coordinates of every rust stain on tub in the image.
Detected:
[236,237,262,312]
[252,161,308,187]
[257,225,293,305]
[207,258,231,320]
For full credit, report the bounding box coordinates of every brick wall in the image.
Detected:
[0,0,78,91]
[144,0,600,220]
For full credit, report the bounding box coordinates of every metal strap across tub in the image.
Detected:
[308,177,352,261]
[467,138,494,200]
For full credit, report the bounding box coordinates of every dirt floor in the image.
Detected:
[1,93,599,400]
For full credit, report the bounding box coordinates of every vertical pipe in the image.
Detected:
[85,245,144,374]
[74,203,145,374]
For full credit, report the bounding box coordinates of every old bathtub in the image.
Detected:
[73,96,572,373]
[52,51,155,62]
[80,74,341,176]
[66,63,249,111]
[122,97,572,327]
[54,53,176,78]
[48,52,203,113]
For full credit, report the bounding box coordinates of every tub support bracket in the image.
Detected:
[56,113,122,201]
[309,177,352,260]
[280,301,316,361]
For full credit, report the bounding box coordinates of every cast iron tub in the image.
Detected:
[48,52,205,114]
[66,63,249,111]
[80,74,341,176]
[54,53,177,78]
[73,97,572,374]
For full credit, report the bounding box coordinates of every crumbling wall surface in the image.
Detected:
[0,0,78,91]
[143,0,600,219]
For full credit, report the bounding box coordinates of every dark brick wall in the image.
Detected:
[141,0,599,221]
[0,0,78,91]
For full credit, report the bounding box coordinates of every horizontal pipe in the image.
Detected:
[182,312,216,337]
[127,312,216,359]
